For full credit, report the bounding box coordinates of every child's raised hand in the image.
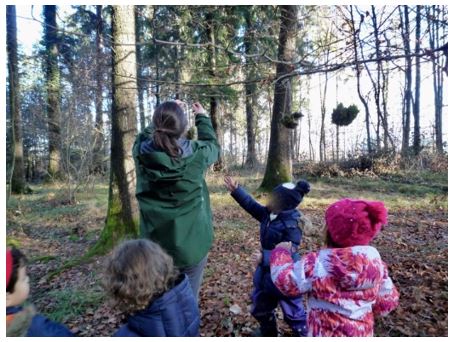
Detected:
[275,241,293,251]
[224,175,239,193]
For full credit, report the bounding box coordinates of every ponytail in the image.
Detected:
[152,101,188,158]
[153,129,181,158]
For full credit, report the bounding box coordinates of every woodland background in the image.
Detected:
[6,5,448,337]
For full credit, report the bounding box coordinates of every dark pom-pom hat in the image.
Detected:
[272,179,311,211]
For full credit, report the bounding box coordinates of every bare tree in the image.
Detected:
[428,5,445,154]
[399,5,412,155]
[7,5,26,194]
[413,5,422,155]
[92,5,105,174]
[206,10,224,171]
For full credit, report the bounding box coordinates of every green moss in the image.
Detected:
[86,190,138,258]
[259,159,292,192]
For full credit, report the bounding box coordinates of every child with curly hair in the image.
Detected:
[103,239,200,337]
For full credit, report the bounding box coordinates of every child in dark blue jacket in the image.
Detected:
[225,176,311,337]
[6,248,73,337]
[103,239,200,337]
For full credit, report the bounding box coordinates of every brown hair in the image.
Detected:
[7,248,27,293]
[152,101,188,158]
[103,239,178,313]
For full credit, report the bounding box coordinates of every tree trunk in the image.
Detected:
[44,5,62,178]
[7,5,26,194]
[244,10,257,168]
[400,6,412,155]
[260,5,297,191]
[350,6,372,154]
[206,11,223,171]
[319,69,328,161]
[91,5,139,256]
[413,5,422,155]
[336,125,340,162]
[429,6,444,153]
[92,5,105,174]
[135,5,146,131]
[371,6,383,151]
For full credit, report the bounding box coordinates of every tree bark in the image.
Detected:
[92,5,105,174]
[7,5,26,194]
[400,6,412,155]
[260,5,297,190]
[135,5,146,131]
[244,10,257,168]
[44,5,62,178]
[319,70,328,161]
[413,5,422,155]
[429,6,444,154]
[206,11,223,170]
[91,5,139,255]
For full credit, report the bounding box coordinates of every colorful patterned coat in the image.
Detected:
[270,246,399,337]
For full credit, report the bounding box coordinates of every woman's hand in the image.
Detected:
[224,176,239,193]
[275,241,293,252]
[192,102,206,115]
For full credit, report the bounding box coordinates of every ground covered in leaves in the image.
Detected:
[6,170,448,337]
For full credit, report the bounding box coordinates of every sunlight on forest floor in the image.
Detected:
[6,170,448,336]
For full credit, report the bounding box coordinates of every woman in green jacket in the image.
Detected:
[133,101,220,300]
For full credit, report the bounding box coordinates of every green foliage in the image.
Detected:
[281,112,304,129]
[331,103,359,127]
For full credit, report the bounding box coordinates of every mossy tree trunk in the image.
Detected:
[259,5,298,191]
[43,5,62,179]
[91,5,139,256]
[7,5,26,194]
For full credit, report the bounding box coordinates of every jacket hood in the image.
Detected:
[127,274,196,336]
[323,246,383,290]
[133,127,196,182]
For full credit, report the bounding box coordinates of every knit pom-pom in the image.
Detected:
[365,201,388,227]
[295,179,311,195]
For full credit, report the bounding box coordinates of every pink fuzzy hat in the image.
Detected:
[325,198,388,247]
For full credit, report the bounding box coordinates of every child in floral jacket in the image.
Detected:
[225,176,310,337]
[270,198,399,337]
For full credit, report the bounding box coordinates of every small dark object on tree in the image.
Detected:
[331,103,359,126]
[186,126,196,140]
[281,111,304,129]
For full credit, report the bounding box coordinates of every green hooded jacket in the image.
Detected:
[133,114,220,268]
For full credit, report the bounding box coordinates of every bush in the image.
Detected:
[295,151,447,179]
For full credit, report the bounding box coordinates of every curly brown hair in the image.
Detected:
[103,239,178,313]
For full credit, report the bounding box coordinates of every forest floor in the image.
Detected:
[6,169,448,337]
